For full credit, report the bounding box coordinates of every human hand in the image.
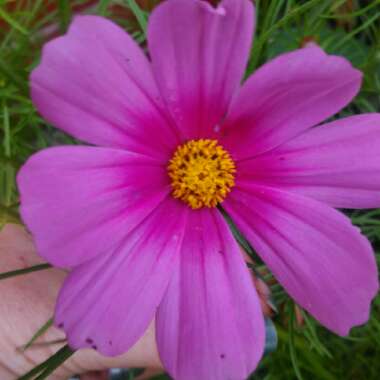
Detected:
[0,224,162,380]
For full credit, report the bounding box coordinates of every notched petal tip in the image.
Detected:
[308,44,363,83]
[337,293,378,337]
[199,1,226,16]
[148,0,254,140]
[224,186,379,339]
[222,43,364,160]
[29,10,176,155]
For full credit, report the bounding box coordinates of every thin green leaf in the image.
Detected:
[34,345,74,380]
[2,100,13,206]
[0,263,52,281]
[124,0,147,34]
[289,306,304,380]
[248,0,321,71]
[0,59,28,92]
[332,11,380,51]
[57,0,71,33]
[18,344,74,380]
[321,1,380,19]
[0,6,28,35]
[301,311,332,358]
[96,0,112,16]
[23,318,54,351]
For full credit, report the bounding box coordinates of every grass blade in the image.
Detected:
[0,263,52,281]
[0,7,28,35]
[124,0,147,34]
[18,344,74,380]
[23,318,54,351]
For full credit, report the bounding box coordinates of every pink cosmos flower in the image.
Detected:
[17,0,380,379]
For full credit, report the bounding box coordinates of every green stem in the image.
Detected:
[0,6,28,35]
[0,264,52,281]
[18,345,74,380]
[34,345,74,380]
[125,0,147,34]
[23,318,54,351]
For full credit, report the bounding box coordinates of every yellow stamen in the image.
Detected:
[168,139,236,209]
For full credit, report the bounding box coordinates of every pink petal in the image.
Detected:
[224,185,379,335]
[55,199,188,356]
[148,0,254,140]
[31,16,179,159]
[237,114,380,209]
[220,46,362,160]
[156,209,265,380]
[17,146,169,268]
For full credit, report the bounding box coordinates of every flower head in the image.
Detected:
[168,139,236,208]
[17,0,379,379]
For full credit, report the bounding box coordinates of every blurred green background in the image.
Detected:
[0,0,380,379]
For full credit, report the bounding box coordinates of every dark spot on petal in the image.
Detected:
[58,322,64,329]
[220,354,225,359]
[92,344,98,350]
[109,340,113,345]
[86,338,94,344]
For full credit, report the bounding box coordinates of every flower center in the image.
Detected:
[168,139,236,209]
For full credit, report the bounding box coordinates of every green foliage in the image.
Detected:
[0,0,379,379]
[22,318,54,351]
[18,344,74,380]
[0,263,51,280]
